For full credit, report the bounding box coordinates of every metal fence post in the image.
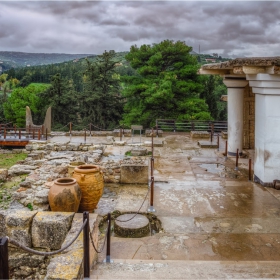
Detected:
[235,149,239,170]
[225,140,228,159]
[106,213,111,263]
[83,211,90,278]
[217,134,219,151]
[148,176,155,212]
[84,129,87,143]
[0,237,9,280]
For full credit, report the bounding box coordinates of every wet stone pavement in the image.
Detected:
[84,133,280,278]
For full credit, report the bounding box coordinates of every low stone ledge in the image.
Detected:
[45,248,83,280]
[190,131,210,138]
[222,131,228,139]
[145,129,163,137]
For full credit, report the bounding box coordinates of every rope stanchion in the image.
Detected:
[225,140,228,159]
[105,213,112,263]
[83,212,90,277]
[0,237,9,280]
[148,176,155,212]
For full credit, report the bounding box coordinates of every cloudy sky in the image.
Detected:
[0,1,280,58]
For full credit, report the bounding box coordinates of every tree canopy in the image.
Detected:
[121,40,211,127]
[3,83,50,127]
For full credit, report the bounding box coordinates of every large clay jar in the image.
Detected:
[68,161,85,176]
[48,178,81,212]
[72,165,104,212]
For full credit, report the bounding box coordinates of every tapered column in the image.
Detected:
[223,78,248,156]
[247,73,280,186]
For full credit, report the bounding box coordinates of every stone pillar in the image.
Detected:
[247,74,280,186]
[223,78,248,156]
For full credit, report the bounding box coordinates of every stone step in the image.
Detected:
[90,259,280,279]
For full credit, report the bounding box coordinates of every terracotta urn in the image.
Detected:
[72,165,104,212]
[68,161,85,176]
[48,178,81,212]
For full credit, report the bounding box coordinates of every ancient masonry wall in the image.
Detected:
[243,84,255,149]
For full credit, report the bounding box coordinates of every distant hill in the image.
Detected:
[0,51,95,72]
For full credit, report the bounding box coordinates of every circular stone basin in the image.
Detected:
[114,214,150,238]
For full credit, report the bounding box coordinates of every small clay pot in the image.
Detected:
[48,178,81,212]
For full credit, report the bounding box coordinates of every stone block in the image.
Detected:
[32,212,74,250]
[190,131,210,138]
[6,210,38,247]
[0,168,8,181]
[145,129,163,137]
[222,131,228,139]
[0,210,7,236]
[131,147,147,156]
[45,248,83,280]
[120,164,149,184]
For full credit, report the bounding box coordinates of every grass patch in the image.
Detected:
[125,150,132,156]
[0,153,28,169]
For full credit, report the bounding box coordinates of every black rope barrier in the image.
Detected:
[89,219,109,254]
[8,219,87,256]
[114,187,150,223]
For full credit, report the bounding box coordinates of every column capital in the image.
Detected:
[223,78,248,88]
[246,74,280,95]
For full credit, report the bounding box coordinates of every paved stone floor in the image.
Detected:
[52,133,280,279]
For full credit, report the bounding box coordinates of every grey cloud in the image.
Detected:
[0,1,279,57]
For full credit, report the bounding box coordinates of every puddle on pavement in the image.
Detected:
[199,163,225,175]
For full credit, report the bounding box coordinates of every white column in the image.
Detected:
[223,78,248,156]
[247,73,280,186]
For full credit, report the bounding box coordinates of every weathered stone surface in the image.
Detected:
[120,164,149,184]
[0,168,8,181]
[45,248,83,280]
[0,210,7,236]
[190,130,210,138]
[33,189,49,205]
[106,136,115,144]
[6,210,38,247]
[8,164,38,176]
[145,129,163,137]
[131,147,147,156]
[32,212,74,250]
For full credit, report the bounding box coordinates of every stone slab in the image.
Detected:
[120,165,149,184]
[197,141,218,148]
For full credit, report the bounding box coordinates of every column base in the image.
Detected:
[253,174,274,187]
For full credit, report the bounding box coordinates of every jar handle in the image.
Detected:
[81,174,85,180]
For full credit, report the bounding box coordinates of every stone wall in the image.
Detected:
[0,210,98,280]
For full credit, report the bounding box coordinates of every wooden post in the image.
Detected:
[249,158,252,181]
[106,213,111,263]
[83,211,90,277]
[38,129,41,140]
[4,128,6,139]
[41,125,44,136]
[0,237,9,280]
[45,128,48,140]
[217,134,219,151]
[235,149,239,170]
[32,129,35,139]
